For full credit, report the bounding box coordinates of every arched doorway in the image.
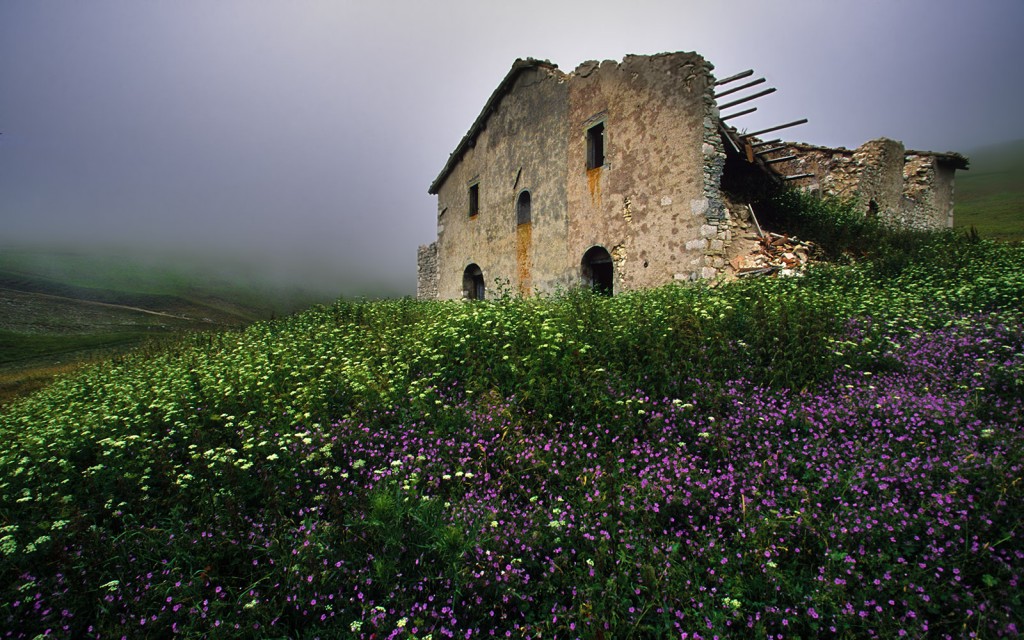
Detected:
[463,264,485,300]
[581,246,613,295]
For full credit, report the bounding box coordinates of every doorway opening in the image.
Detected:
[581,246,613,295]
[463,264,485,300]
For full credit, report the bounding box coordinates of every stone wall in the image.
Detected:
[852,138,906,221]
[696,98,728,280]
[564,52,718,290]
[417,52,964,299]
[429,64,569,300]
[422,52,720,299]
[902,154,956,229]
[416,242,438,300]
[773,138,962,230]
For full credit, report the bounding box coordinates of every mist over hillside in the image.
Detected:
[955,138,1024,240]
[0,242,393,403]
[963,138,1024,172]
[0,242,411,304]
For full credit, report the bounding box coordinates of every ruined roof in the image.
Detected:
[428,56,968,196]
[428,58,560,195]
[906,150,969,170]
[781,141,969,170]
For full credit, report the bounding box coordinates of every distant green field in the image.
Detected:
[954,139,1024,241]
[0,247,328,320]
[0,247,335,403]
[0,330,150,363]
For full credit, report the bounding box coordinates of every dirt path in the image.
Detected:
[0,286,208,323]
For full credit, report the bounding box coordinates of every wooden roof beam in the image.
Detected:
[718,87,777,111]
[720,107,756,121]
[714,69,754,86]
[714,77,766,100]
[742,119,809,139]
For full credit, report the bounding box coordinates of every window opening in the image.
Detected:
[516,190,531,225]
[581,246,613,295]
[463,264,485,300]
[586,122,605,170]
[468,183,480,217]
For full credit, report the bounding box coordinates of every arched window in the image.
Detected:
[516,190,531,225]
[463,264,485,300]
[581,246,613,295]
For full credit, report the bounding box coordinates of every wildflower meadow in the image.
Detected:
[1,217,1022,638]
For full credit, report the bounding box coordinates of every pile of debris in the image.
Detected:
[729,232,816,278]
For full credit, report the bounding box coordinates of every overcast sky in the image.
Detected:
[2,0,1022,296]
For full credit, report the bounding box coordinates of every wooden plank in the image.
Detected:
[742,119,809,139]
[764,155,797,164]
[721,107,756,121]
[782,173,815,181]
[714,77,765,99]
[718,87,777,110]
[751,138,781,148]
[714,69,754,86]
[718,124,741,153]
[748,204,764,238]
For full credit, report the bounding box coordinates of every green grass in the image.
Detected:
[0,330,151,363]
[954,138,1024,240]
[0,246,331,320]
[0,246,339,402]
[1,196,1021,637]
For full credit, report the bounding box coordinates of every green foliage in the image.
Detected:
[758,188,943,265]
[1,219,1023,636]
[0,330,149,364]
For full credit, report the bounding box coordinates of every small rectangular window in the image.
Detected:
[586,122,605,169]
[468,183,480,217]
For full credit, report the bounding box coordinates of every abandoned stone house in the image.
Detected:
[416,51,967,300]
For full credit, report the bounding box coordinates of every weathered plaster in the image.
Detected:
[430,64,569,299]
[566,53,718,290]
[417,52,966,300]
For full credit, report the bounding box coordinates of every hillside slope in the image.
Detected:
[0,247,334,402]
[955,138,1024,240]
[1,234,1021,638]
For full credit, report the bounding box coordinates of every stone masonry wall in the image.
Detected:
[774,144,859,198]
[775,138,958,231]
[902,154,955,229]
[416,242,438,300]
[852,138,906,223]
[696,92,728,280]
[565,52,718,290]
[430,65,569,300]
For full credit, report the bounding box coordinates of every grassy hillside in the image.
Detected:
[954,138,1024,240]
[0,247,329,321]
[0,247,333,403]
[1,210,1021,637]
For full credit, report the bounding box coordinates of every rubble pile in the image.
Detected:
[729,232,816,278]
